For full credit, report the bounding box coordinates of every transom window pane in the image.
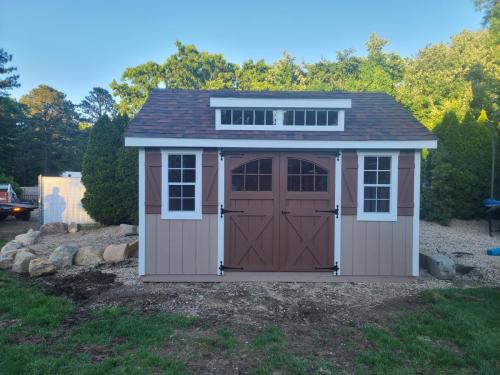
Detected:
[219,109,276,126]
[281,109,340,127]
[287,158,328,192]
[232,159,273,191]
[168,154,196,212]
[363,156,391,213]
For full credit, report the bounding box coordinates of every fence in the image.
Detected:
[21,186,39,202]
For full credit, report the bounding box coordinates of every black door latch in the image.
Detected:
[219,261,243,275]
[220,205,245,218]
[315,205,339,218]
[315,261,340,275]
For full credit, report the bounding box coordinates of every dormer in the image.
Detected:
[210,97,351,131]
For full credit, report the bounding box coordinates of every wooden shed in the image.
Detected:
[125,89,437,282]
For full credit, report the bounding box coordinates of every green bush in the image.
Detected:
[81,115,137,225]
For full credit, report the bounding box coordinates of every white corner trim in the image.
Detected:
[334,153,342,275]
[210,97,352,109]
[138,148,145,276]
[356,151,399,222]
[412,151,421,277]
[217,149,225,275]
[160,149,203,220]
[125,137,438,150]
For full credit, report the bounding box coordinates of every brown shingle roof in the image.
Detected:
[125,89,436,141]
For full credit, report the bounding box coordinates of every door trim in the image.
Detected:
[334,153,342,275]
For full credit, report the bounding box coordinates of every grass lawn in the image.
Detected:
[0,270,499,374]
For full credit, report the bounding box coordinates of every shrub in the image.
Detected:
[0,173,22,196]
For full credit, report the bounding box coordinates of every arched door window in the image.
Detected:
[232,158,272,191]
[287,158,328,192]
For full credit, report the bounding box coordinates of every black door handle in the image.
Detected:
[281,210,290,214]
[315,205,339,218]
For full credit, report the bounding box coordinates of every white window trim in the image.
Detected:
[210,97,352,109]
[161,149,202,220]
[357,151,399,222]
[215,109,345,131]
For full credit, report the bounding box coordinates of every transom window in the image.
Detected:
[283,110,338,126]
[287,159,328,192]
[232,159,272,191]
[221,109,275,125]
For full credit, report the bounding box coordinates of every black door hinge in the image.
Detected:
[315,205,339,218]
[335,150,341,161]
[220,205,245,218]
[315,261,340,275]
[219,261,243,275]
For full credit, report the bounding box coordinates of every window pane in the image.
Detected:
[233,165,244,174]
[259,159,272,174]
[246,160,258,173]
[377,187,390,199]
[378,171,390,184]
[259,175,272,191]
[169,198,182,211]
[244,110,254,125]
[221,110,231,124]
[168,169,181,182]
[265,110,274,125]
[327,111,338,125]
[377,200,390,212]
[288,159,300,174]
[182,155,195,168]
[288,176,300,191]
[169,185,181,198]
[182,185,195,198]
[378,157,391,170]
[365,157,377,170]
[182,169,195,183]
[364,199,376,212]
[314,165,327,175]
[364,186,376,199]
[283,111,294,125]
[232,110,242,124]
[232,175,244,191]
[317,111,327,125]
[168,155,181,168]
[364,171,376,184]
[301,176,314,191]
[295,110,305,125]
[301,161,314,174]
[245,175,258,191]
[183,198,195,211]
[255,110,264,125]
[315,175,328,191]
[306,111,316,125]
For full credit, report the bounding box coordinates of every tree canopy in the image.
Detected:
[79,87,116,124]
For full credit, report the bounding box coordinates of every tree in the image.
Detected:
[474,0,500,43]
[0,49,19,96]
[81,115,137,224]
[79,87,116,123]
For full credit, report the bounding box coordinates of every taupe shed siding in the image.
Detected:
[145,214,218,275]
[341,216,413,276]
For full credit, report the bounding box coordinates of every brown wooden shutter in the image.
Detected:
[202,151,218,214]
[145,149,161,214]
[341,152,358,215]
[398,151,415,216]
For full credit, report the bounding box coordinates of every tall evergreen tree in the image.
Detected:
[79,87,116,124]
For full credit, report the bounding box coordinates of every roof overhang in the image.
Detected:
[210,97,352,109]
[125,137,437,150]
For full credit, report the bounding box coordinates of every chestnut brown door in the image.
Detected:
[224,152,335,272]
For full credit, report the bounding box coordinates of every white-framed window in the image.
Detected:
[161,149,202,220]
[357,151,399,221]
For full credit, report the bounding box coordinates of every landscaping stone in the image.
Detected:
[0,251,17,270]
[40,222,68,235]
[1,240,21,255]
[103,242,136,262]
[29,259,56,277]
[68,222,79,233]
[15,229,41,246]
[127,240,138,257]
[426,253,456,280]
[74,246,104,266]
[120,224,137,236]
[49,244,79,268]
[12,251,36,274]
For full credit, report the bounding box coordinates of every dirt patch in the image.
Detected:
[0,209,39,240]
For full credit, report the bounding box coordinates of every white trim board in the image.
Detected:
[334,153,342,275]
[125,137,437,150]
[412,151,421,277]
[210,97,352,109]
[217,149,225,275]
[138,148,145,276]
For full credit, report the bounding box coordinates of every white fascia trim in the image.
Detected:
[138,148,145,276]
[217,149,225,275]
[356,151,399,222]
[161,149,203,220]
[334,153,342,275]
[125,137,438,150]
[412,151,421,277]
[210,97,352,109]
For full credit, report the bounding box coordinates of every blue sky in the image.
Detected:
[0,0,484,104]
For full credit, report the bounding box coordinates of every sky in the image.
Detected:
[0,0,485,104]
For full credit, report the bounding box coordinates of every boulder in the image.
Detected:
[127,240,138,257]
[15,229,41,246]
[426,253,456,280]
[40,222,68,235]
[0,251,17,270]
[1,240,21,255]
[103,242,136,262]
[74,246,104,266]
[68,222,79,233]
[29,259,56,277]
[49,244,79,268]
[120,224,137,236]
[12,251,36,274]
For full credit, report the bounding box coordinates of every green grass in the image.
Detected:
[358,288,500,374]
[0,238,6,248]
